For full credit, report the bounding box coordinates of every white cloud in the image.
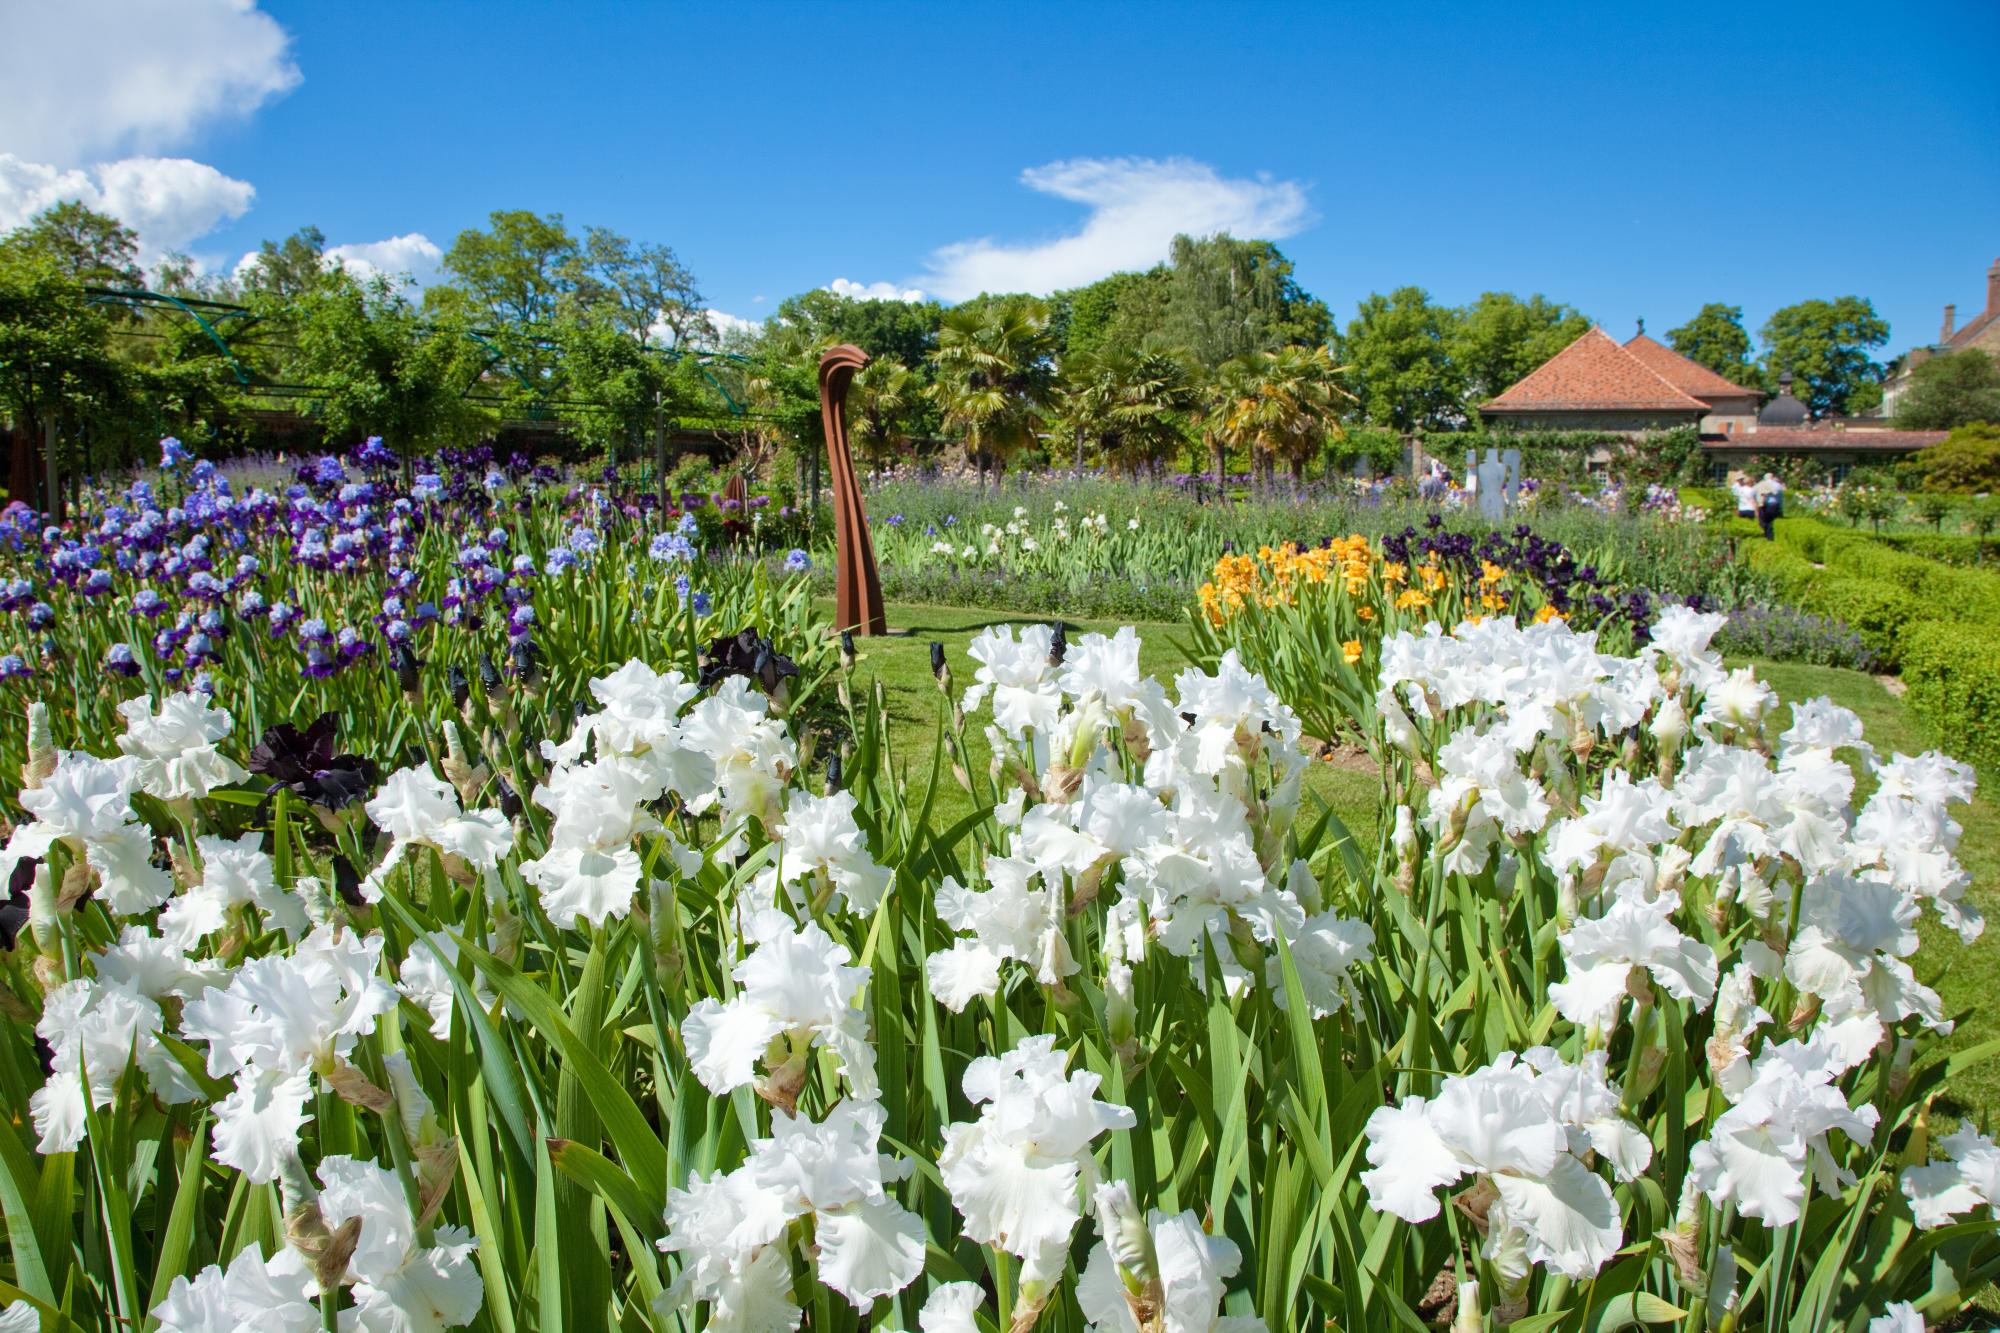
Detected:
[705,310,764,341]
[233,232,443,290]
[828,277,927,302]
[0,0,299,163]
[325,233,443,287]
[923,156,1314,301]
[0,153,255,264]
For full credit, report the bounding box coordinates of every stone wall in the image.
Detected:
[1481,409,1704,435]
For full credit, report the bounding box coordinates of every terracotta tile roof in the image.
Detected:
[1480,327,1708,413]
[1701,427,1947,453]
[1622,333,1762,403]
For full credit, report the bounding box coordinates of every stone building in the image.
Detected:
[1880,256,2000,416]
[1699,372,1945,482]
[1479,325,1759,434]
[1481,325,1947,482]
[1620,332,1763,436]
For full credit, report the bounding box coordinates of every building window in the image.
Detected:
[1708,458,1729,484]
[1829,462,1853,484]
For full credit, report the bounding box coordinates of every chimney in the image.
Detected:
[1943,303,1957,341]
[1989,257,2000,317]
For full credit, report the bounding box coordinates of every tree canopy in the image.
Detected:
[1896,350,2000,431]
[767,288,945,369]
[1156,233,1333,369]
[1449,292,1590,404]
[290,267,494,458]
[1758,296,1890,418]
[1912,422,2000,493]
[1666,303,1761,387]
[0,201,143,288]
[1342,287,1463,432]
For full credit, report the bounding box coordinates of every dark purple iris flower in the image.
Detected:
[249,713,378,812]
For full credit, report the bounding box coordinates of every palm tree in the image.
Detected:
[1270,344,1355,486]
[1062,346,1196,476]
[848,356,916,476]
[1205,346,1355,495]
[928,298,1055,485]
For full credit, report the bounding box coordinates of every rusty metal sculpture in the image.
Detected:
[720,471,750,543]
[819,343,886,635]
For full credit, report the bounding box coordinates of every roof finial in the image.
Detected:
[1636,317,1645,336]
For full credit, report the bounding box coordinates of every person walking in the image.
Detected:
[1754,472,1784,540]
[1731,474,1756,520]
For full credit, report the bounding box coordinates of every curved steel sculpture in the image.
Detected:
[819,343,886,636]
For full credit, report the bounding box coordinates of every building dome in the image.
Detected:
[1759,369,1809,426]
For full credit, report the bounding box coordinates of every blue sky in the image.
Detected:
[3,0,1997,355]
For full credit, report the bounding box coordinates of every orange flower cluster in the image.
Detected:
[1201,538,1372,623]
[1200,539,1371,623]
[1197,536,1533,627]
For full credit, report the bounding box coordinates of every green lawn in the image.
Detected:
[837,602,2000,1121]
[831,602,1381,843]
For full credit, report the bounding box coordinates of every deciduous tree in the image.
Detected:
[1345,287,1463,432]
[1913,423,2000,493]
[0,252,130,513]
[239,226,331,302]
[1450,292,1590,402]
[1897,351,2000,430]
[290,266,493,459]
[1158,233,1331,370]
[1758,297,1889,418]
[1666,303,1762,388]
[0,201,143,288]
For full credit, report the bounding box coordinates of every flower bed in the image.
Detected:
[0,570,1989,1328]
[856,476,1778,627]
[0,441,830,789]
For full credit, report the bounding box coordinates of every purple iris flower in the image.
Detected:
[355,436,395,470]
[104,643,140,677]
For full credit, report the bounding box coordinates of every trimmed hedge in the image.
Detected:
[1725,519,2000,668]
[1902,622,2000,772]
[1878,532,1986,567]
[1823,538,2000,619]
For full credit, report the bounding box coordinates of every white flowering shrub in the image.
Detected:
[0,607,1993,1329]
